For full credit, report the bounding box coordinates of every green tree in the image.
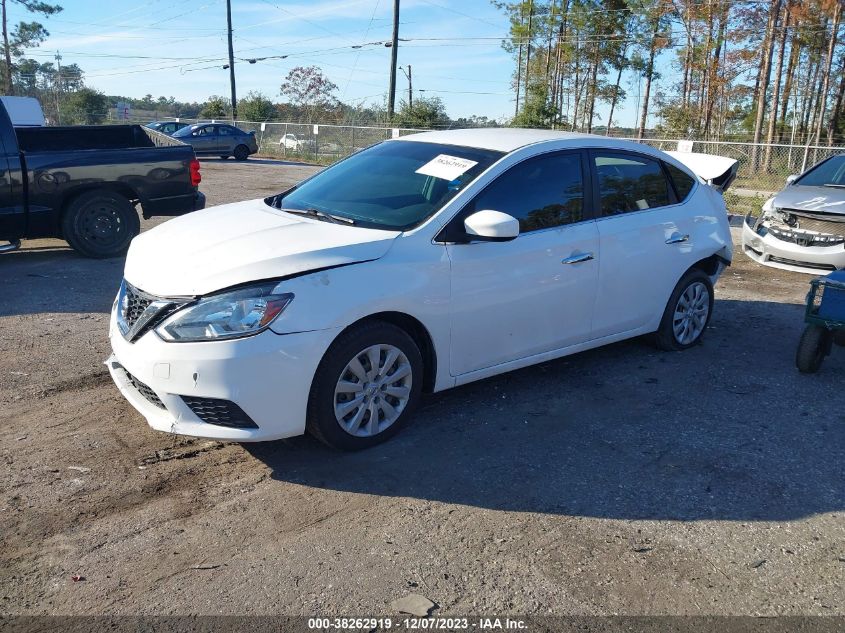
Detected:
[61,87,108,124]
[238,90,276,121]
[199,95,229,119]
[394,95,449,127]
[1,0,62,94]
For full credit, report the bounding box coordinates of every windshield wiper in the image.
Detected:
[277,207,355,225]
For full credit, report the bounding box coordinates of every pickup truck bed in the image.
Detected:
[0,103,204,258]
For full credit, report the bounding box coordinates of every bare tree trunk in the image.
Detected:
[606,40,628,136]
[764,6,790,170]
[827,53,845,145]
[524,0,534,102]
[2,0,13,96]
[514,3,525,118]
[585,41,600,133]
[812,1,841,148]
[751,0,782,170]
[637,18,660,140]
[703,0,729,138]
[778,35,800,142]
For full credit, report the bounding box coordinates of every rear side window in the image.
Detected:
[592,152,671,216]
[665,163,696,201]
[470,151,584,233]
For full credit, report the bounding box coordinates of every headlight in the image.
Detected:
[761,197,776,213]
[155,282,293,342]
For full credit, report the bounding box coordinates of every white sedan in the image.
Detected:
[108,129,735,450]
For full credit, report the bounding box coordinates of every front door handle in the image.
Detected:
[666,233,690,244]
[561,252,595,265]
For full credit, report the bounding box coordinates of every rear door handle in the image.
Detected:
[561,252,594,264]
[665,233,690,244]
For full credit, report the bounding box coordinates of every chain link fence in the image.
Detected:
[163,117,844,213]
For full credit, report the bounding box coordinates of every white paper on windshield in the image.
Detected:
[416,154,478,181]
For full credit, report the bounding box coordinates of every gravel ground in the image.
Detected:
[1,157,843,617]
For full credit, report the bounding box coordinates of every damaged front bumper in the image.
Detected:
[741,211,845,274]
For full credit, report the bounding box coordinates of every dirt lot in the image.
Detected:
[1,158,843,617]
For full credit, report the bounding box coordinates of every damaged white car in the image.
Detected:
[108,129,737,449]
[742,155,845,273]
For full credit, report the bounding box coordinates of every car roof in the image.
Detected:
[395,127,653,154]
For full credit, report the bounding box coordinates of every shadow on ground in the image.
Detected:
[248,299,845,522]
[0,245,123,316]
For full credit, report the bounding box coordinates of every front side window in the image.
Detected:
[593,152,671,216]
[469,151,584,232]
[270,141,503,230]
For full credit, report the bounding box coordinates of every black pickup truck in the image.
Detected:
[0,102,204,258]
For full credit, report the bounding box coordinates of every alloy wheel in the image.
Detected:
[333,344,412,437]
[672,281,710,345]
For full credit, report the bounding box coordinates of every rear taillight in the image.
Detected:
[189,159,201,187]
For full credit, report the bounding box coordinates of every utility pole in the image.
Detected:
[387,0,400,118]
[226,0,237,120]
[400,65,412,108]
[2,0,13,95]
[54,51,62,124]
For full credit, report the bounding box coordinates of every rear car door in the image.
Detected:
[445,150,599,376]
[589,149,694,338]
[218,125,237,153]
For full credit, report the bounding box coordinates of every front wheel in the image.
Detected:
[796,325,831,374]
[307,321,423,450]
[61,190,140,258]
[233,144,250,161]
[653,269,714,351]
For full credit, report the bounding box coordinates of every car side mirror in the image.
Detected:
[463,210,519,242]
[786,174,799,185]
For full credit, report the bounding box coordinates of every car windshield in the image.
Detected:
[267,141,503,230]
[796,155,845,187]
[172,125,198,138]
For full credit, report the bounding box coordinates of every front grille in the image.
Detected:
[123,283,154,329]
[768,256,836,271]
[181,396,258,429]
[117,365,165,409]
[766,210,845,247]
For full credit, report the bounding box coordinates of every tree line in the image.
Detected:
[497,0,845,155]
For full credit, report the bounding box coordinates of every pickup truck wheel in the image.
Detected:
[62,190,139,259]
[233,145,250,161]
[219,155,229,160]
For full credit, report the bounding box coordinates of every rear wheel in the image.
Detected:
[307,321,423,450]
[61,190,139,259]
[233,144,250,161]
[653,269,714,351]
[796,325,831,373]
[219,154,229,160]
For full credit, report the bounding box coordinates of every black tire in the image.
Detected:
[306,321,424,450]
[796,325,831,374]
[219,155,230,160]
[653,269,714,351]
[833,330,845,347]
[61,190,139,259]
[233,145,250,161]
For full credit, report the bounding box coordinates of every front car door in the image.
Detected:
[589,149,696,338]
[190,125,219,154]
[444,150,599,377]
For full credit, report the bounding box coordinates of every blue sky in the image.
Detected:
[13,0,646,126]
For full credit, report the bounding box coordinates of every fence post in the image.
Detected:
[283,123,288,158]
[351,126,355,155]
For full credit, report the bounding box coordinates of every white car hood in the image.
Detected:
[124,198,399,296]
